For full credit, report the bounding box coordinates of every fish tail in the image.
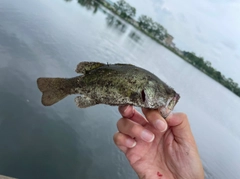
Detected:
[37,77,69,106]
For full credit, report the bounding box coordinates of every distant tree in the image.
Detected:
[182,50,240,97]
[138,15,150,30]
[126,6,136,18]
[227,78,235,90]
[205,60,212,67]
[233,82,238,88]
[77,0,99,13]
[78,0,93,10]
[138,15,166,40]
[152,23,166,40]
[138,15,154,31]
[113,0,136,19]
[213,71,223,82]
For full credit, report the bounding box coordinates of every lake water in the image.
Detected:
[0,0,240,178]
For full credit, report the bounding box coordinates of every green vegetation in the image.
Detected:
[113,0,136,19]
[65,0,240,97]
[182,51,240,96]
[138,15,167,41]
[105,0,240,97]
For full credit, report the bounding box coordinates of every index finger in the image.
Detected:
[118,105,148,125]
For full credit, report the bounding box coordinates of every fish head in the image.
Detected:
[158,92,180,118]
[143,84,180,118]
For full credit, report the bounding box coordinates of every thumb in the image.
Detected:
[166,113,195,143]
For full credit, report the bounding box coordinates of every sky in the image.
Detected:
[112,0,240,85]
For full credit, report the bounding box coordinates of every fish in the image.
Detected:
[37,62,180,118]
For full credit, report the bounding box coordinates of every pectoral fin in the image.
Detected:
[75,62,105,74]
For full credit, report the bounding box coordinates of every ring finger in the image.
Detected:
[113,132,137,153]
[117,117,155,143]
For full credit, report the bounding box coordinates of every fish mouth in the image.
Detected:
[173,93,180,105]
[159,93,180,119]
[166,93,180,110]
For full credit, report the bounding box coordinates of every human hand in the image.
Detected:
[113,106,204,179]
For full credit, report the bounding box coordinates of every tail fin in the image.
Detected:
[37,77,68,106]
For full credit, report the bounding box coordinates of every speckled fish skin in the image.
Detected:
[37,62,180,118]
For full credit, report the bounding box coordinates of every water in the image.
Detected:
[0,0,240,178]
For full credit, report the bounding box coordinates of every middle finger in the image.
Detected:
[142,108,168,132]
[119,105,148,125]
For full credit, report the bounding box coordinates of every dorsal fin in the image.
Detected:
[75,62,105,74]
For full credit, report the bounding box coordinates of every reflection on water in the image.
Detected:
[0,68,90,178]
[72,0,142,42]
[77,0,100,14]
[129,31,141,42]
[105,13,142,42]
[106,14,127,33]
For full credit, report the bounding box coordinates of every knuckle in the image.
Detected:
[116,118,125,129]
[179,113,188,119]
[113,132,118,141]
[128,123,141,136]
[117,118,142,137]
[126,109,135,119]
[144,109,161,121]
[118,105,126,114]
[119,105,134,118]
[113,132,121,145]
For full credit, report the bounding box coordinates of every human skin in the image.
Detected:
[113,105,204,179]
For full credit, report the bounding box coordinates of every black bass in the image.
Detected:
[37,62,180,118]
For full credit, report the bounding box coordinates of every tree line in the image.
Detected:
[183,51,240,96]
[112,0,240,97]
[112,0,168,41]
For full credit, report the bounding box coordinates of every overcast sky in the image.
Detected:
[112,0,240,84]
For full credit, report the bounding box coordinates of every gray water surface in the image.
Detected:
[0,0,240,179]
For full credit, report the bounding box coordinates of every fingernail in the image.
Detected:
[141,129,155,142]
[126,139,137,148]
[119,105,130,114]
[154,119,167,132]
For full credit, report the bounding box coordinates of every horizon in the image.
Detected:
[110,0,240,85]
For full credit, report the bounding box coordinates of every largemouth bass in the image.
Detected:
[37,62,180,118]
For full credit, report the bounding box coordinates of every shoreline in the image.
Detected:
[97,0,240,97]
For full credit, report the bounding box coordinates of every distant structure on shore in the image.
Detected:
[164,34,173,46]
